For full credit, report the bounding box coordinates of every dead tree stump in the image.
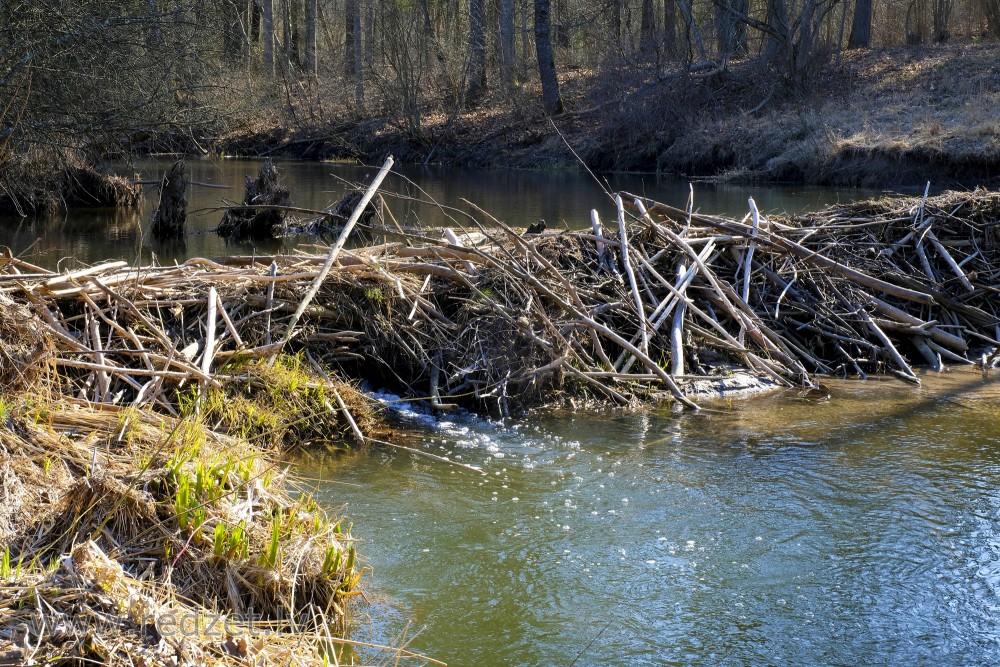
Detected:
[149,161,188,238]
[217,160,291,239]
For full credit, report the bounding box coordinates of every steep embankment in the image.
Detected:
[219,42,1000,188]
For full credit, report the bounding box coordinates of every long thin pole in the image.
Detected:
[616,195,649,356]
[278,156,394,351]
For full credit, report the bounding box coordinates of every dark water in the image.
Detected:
[305,371,1000,666]
[0,159,872,268]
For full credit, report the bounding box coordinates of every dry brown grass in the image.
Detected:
[654,41,1000,185]
[0,389,418,665]
[0,147,142,215]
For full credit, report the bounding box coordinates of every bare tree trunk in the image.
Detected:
[640,0,656,52]
[364,0,374,66]
[793,0,817,81]
[715,1,735,62]
[499,0,515,90]
[262,0,274,75]
[932,0,953,41]
[904,0,922,43]
[835,0,848,62]
[554,0,569,47]
[847,0,873,47]
[610,0,623,50]
[764,0,788,63]
[344,0,357,78]
[282,0,292,66]
[663,0,677,56]
[466,0,487,105]
[986,0,1000,38]
[677,0,707,63]
[303,0,317,74]
[251,0,262,44]
[222,0,246,62]
[713,0,746,63]
[534,0,563,114]
[733,0,747,51]
[290,0,302,66]
[353,0,364,108]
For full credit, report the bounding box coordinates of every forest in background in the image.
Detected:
[2,0,1000,209]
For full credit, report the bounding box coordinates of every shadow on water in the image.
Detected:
[0,158,879,268]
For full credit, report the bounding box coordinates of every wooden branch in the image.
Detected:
[629,195,936,306]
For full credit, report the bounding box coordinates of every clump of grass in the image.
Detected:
[196,353,379,449]
[0,147,142,216]
[0,392,367,664]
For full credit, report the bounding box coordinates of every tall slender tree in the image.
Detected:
[663,0,678,56]
[352,0,364,108]
[847,0,873,48]
[262,0,275,75]
[763,0,789,63]
[466,0,487,105]
[250,0,262,45]
[534,0,562,115]
[498,0,516,90]
[345,0,357,78]
[640,0,656,51]
[610,0,623,51]
[303,0,317,74]
[290,0,302,65]
[222,0,246,62]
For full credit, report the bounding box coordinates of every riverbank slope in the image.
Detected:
[217,41,1000,188]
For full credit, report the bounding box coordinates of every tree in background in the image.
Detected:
[465,0,488,105]
[4,0,1000,167]
[499,0,517,90]
[534,0,563,114]
[303,0,317,76]
[849,0,874,47]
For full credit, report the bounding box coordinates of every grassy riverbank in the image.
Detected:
[214,41,1000,188]
[0,287,403,663]
[0,365,382,664]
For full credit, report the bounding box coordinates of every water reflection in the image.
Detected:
[304,370,1000,665]
[0,159,877,268]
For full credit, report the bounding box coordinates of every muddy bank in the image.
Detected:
[210,42,1000,189]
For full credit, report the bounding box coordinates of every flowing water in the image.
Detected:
[309,371,1000,666]
[3,160,991,665]
[0,158,870,267]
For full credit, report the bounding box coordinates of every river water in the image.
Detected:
[309,371,1000,666]
[1,158,867,267]
[4,160,994,665]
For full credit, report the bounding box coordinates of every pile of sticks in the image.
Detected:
[628,185,1000,386]
[3,176,999,417]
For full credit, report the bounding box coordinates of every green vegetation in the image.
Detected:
[197,354,377,448]
[0,356,371,663]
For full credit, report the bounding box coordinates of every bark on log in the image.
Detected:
[150,161,188,239]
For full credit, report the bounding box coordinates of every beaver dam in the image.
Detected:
[2,167,1000,663]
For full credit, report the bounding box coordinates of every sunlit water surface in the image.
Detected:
[304,370,1000,666]
[2,159,986,665]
